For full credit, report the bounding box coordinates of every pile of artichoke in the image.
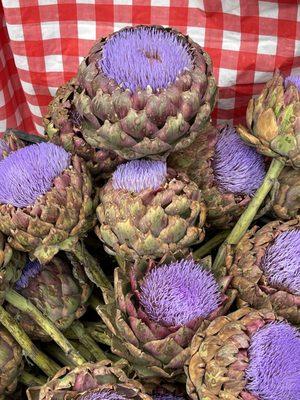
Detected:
[0,26,299,400]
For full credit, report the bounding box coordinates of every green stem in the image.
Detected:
[193,230,230,260]
[0,306,59,376]
[213,158,284,273]
[5,290,86,366]
[85,323,112,346]
[88,294,103,311]
[46,343,76,367]
[19,371,47,387]
[72,241,113,302]
[68,320,106,361]
[71,340,95,362]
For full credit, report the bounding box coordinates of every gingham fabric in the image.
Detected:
[1,0,299,135]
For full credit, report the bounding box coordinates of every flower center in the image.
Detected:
[112,160,167,193]
[260,229,300,295]
[139,259,222,327]
[78,389,128,400]
[15,259,42,291]
[212,125,265,195]
[99,26,193,92]
[285,75,300,91]
[246,322,300,400]
[0,143,70,208]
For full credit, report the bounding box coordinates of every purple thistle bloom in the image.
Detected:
[0,143,70,208]
[246,322,300,400]
[285,75,300,91]
[78,389,128,400]
[212,125,265,195]
[112,160,167,193]
[139,259,222,327]
[99,26,193,92]
[15,259,42,291]
[261,229,300,295]
[0,140,10,161]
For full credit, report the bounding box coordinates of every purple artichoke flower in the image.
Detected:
[78,389,128,400]
[139,259,222,327]
[212,125,265,195]
[14,259,42,291]
[260,229,300,295]
[0,140,10,161]
[284,75,300,91]
[100,27,193,92]
[112,160,167,193]
[246,322,300,400]
[0,142,70,208]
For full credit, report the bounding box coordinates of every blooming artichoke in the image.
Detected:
[168,125,266,228]
[96,160,206,260]
[237,72,300,167]
[226,218,300,324]
[0,142,95,263]
[73,25,217,160]
[186,307,300,400]
[27,360,151,400]
[7,256,92,340]
[97,258,235,380]
[0,326,23,395]
[44,78,125,177]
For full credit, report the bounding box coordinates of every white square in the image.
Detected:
[35,123,45,135]
[186,27,205,47]
[28,103,42,117]
[222,30,241,51]
[218,98,235,110]
[1,1,20,7]
[41,21,60,40]
[0,120,7,133]
[76,0,95,3]
[254,71,274,84]
[258,1,278,19]
[48,86,59,96]
[218,68,237,87]
[13,54,29,71]
[44,54,63,72]
[20,80,35,95]
[188,0,204,8]
[6,24,24,41]
[295,40,300,57]
[37,0,58,5]
[257,35,277,55]
[114,22,132,32]
[113,0,132,4]
[0,91,5,108]
[78,21,96,40]
[78,56,84,65]
[151,0,170,6]
[221,0,240,15]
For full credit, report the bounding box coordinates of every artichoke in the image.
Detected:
[73,25,217,160]
[44,78,125,177]
[7,256,92,340]
[0,326,23,395]
[237,72,300,167]
[226,218,300,324]
[0,142,95,263]
[27,360,151,400]
[186,307,300,400]
[0,130,25,160]
[96,160,206,260]
[98,257,235,381]
[169,125,266,228]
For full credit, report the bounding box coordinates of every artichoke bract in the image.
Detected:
[98,258,234,380]
[168,125,266,228]
[27,360,151,400]
[96,160,206,260]
[237,72,300,167]
[74,25,217,160]
[0,142,95,263]
[0,130,25,161]
[0,326,23,395]
[7,256,92,340]
[44,78,125,177]
[226,219,300,324]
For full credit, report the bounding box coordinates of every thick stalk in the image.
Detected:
[19,371,47,387]
[193,230,230,260]
[71,340,95,362]
[88,294,103,311]
[85,323,112,346]
[46,343,76,367]
[0,306,59,376]
[5,290,86,366]
[72,241,113,302]
[213,158,284,272]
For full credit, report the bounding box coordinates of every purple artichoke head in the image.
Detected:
[285,75,300,91]
[112,160,167,193]
[14,259,42,291]
[78,389,129,400]
[212,125,265,195]
[0,142,71,208]
[261,229,300,295]
[0,140,10,161]
[99,26,193,92]
[139,259,222,327]
[246,321,300,400]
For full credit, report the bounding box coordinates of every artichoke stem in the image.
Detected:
[193,230,231,259]
[5,290,86,367]
[70,340,96,362]
[85,323,112,346]
[72,241,113,302]
[46,343,76,367]
[0,305,59,376]
[213,158,285,273]
[19,371,47,387]
[68,320,107,361]
[88,294,103,311]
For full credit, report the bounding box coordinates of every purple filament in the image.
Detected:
[15,259,42,291]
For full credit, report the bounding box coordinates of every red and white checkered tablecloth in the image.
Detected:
[0,0,299,135]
